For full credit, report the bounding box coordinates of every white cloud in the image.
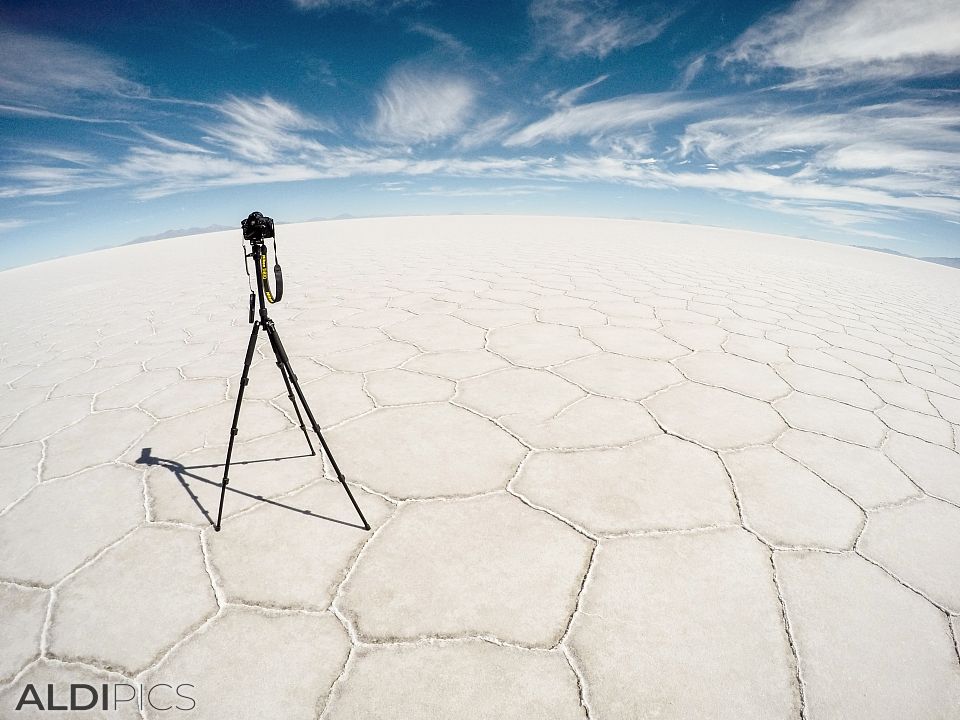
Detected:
[137,130,215,155]
[851,173,958,196]
[412,184,568,197]
[726,0,960,85]
[0,164,122,199]
[408,23,468,54]
[822,143,960,173]
[456,114,517,150]
[518,155,960,220]
[745,198,905,240]
[0,25,144,108]
[546,74,609,108]
[0,103,132,124]
[530,0,676,59]
[590,134,655,158]
[372,70,475,144]
[648,165,960,216]
[674,102,960,224]
[115,148,326,200]
[0,219,30,232]
[678,102,960,164]
[506,93,708,146]
[20,147,99,166]
[201,95,333,162]
[676,56,705,90]
[292,0,420,12]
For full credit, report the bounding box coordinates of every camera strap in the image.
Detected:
[242,243,256,323]
[260,237,284,304]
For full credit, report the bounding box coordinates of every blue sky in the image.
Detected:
[1,0,958,269]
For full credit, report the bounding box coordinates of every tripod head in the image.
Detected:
[240,211,283,323]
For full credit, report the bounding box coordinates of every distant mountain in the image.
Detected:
[855,245,911,257]
[922,257,960,269]
[125,225,233,245]
[856,245,959,269]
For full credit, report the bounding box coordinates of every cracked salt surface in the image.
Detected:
[1,215,960,719]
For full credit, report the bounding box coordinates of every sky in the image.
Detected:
[0,0,958,269]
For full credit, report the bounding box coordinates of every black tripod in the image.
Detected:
[214,219,369,532]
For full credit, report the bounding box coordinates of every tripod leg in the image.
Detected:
[266,323,315,456]
[264,320,370,530]
[215,321,260,531]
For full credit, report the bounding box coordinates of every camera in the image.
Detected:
[241,211,275,243]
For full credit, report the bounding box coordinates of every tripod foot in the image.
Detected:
[214,524,221,532]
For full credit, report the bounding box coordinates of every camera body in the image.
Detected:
[241,211,275,243]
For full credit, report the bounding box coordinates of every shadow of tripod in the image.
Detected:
[136,447,368,530]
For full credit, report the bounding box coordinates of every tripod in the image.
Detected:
[214,236,369,532]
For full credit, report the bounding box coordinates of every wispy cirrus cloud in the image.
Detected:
[646,165,960,217]
[114,148,326,200]
[291,0,421,12]
[822,143,960,173]
[725,0,960,86]
[0,25,144,112]
[19,147,100,166]
[525,155,960,220]
[506,92,708,146]
[676,55,705,90]
[0,103,135,124]
[672,99,960,230]
[410,183,568,197]
[544,74,609,108]
[0,219,31,232]
[371,70,476,144]
[0,164,123,199]
[200,95,334,162]
[456,113,517,150]
[408,23,469,55]
[678,102,960,164]
[136,130,215,155]
[745,199,905,242]
[529,0,678,59]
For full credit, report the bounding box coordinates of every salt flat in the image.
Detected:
[1,215,959,719]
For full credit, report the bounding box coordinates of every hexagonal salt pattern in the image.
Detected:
[513,434,738,534]
[326,404,526,498]
[0,583,48,682]
[724,446,863,550]
[206,481,393,610]
[324,641,585,720]
[775,552,960,719]
[337,494,592,646]
[141,607,350,720]
[567,529,800,718]
[48,526,216,674]
[2,216,960,718]
[0,464,144,585]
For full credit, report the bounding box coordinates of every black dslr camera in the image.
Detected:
[241,211,275,243]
